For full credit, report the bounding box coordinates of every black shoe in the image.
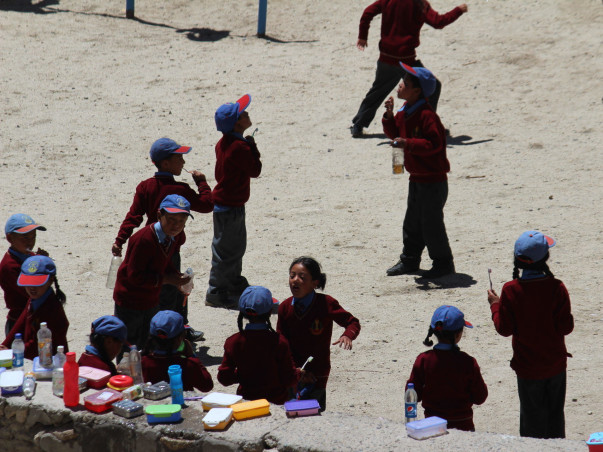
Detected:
[186,327,205,342]
[350,124,363,138]
[422,263,455,279]
[386,260,419,276]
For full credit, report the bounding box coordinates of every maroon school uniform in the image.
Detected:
[407,347,488,431]
[114,174,213,248]
[113,224,184,311]
[218,329,298,404]
[141,354,213,392]
[277,293,360,389]
[2,291,69,359]
[0,250,35,324]
[78,352,115,375]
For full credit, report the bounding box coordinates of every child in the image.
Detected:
[113,194,193,349]
[206,94,262,309]
[277,257,361,411]
[141,310,213,392]
[351,0,468,137]
[112,137,213,342]
[487,230,573,439]
[1,255,69,358]
[78,315,128,375]
[383,63,454,279]
[218,286,298,404]
[1,213,48,336]
[407,305,487,431]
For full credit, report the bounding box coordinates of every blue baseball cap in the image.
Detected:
[239,286,279,316]
[430,305,473,331]
[5,213,47,235]
[514,230,556,264]
[18,255,56,287]
[215,94,251,133]
[150,310,185,339]
[400,63,437,98]
[91,315,128,343]
[159,194,194,219]
[149,138,191,164]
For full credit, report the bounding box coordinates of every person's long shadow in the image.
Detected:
[447,135,493,147]
[414,272,477,290]
[0,0,59,14]
[192,344,224,366]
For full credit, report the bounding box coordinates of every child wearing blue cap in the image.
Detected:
[78,315,128,375]
[487,231,573,439]
[1,255,69,359]
[113,194,194,350]
[206,94,262,308]
[1,213,48,335]
[112,137,213,342]
[383,63,454,279]
[141,310,213,392]
[407,305,487,431]
[218,286,298,404]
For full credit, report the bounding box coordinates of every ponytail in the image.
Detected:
[423,327,434,347]
[239,311,275,333]
[54,277,67,304]
[513,252,554,280]
[424,323,462,350]
[237,312,245,333]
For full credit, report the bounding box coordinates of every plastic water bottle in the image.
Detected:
[392,147,404,174]
[11,333,25,369]
[37,322,53,367]
[106,255,122,289]
[52,346,67,397]
[117,352,131,375]
[23,372,36,400]
[168,365,184,406]
[180,268,194,295]
[128,345,144,384]
[405,383,418,423]
[63,352,79,407]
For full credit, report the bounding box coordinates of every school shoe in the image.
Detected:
[350,124,363,138]
[386,260,420,276]
[186,327,205,342]
[422,262,456,279]
[205,290,239,310]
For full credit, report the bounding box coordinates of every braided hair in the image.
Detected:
[53,276,67,304]
[423,322,462,351]
[512,251,554,280]
[238,311,275,333]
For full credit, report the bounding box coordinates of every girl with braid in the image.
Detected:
[406,305,487,431]
[488,231,573,439]
[79,316,128,375]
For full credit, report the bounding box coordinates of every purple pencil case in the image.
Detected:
[284,399,320,417]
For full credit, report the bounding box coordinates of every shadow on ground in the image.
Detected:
[414,272,477,290]
[447,135,494,147]
[0,0,59,14]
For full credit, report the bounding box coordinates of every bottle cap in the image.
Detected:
[15,333,22,339]
[407,383,414,389]
[57,346,64,352]
[168,364,182,374]
[40,322,47,328]
[66,352,76,361]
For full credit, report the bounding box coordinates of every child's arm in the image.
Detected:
[186,357,214,392]
[113,184,147,256]
[328,296,361,347]
[424,3,466,30]
[469,357,488,406]
[217,340,239,387]
[554,282,574,336]
[358,0,383,45]
[230,141,262,178]
[488,287,514,337]
[382,98,399,140]
[406,355,425,401]
[404,112,445,157]
[278,335,300,388]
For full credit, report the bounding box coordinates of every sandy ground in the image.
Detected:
[1,0,602,442]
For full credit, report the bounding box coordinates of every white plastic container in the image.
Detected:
[0,370,25,396]
[0,349,13,368]
[202,408,233,431]
[406,416,448,440]
[33,357,54,380]
[201,392,243,411]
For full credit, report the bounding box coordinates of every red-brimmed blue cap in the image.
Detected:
[159,194,194,218]
[17,255,56,287]
[150,310,185,339]
[399,63,437,98]
[91,315,128,343]
[5,213,47,235]
[215,94,252,133]
[239,286,278,316]
[430,305,473,331]
[514,230,556,264]
[149,138,192,163]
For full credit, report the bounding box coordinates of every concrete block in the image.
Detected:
[35,430,82,452]
[159,436,202,451]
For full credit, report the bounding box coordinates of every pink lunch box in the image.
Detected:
[79,366,111,389]
[284,399,321,417]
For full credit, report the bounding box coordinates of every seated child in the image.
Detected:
[407,305,488,431]
[1,255,68,358]
[218,286,298,404]
[78,315,128,375]
[141,310,213,392]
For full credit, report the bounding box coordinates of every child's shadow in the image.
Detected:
[192,344,223,366]
[447,135,494,147]
[0,0,59,13]
[414,272,477,290]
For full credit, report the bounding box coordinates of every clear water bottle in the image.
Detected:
[12,333,25,369]
[52,346,67,397]
[128,345,144,384]
[405,382,418,423]
[106,255,122,289]
[117,352,131,375]
[180,268,194,295]
[392,147,404,174]
[23,372,36,400]
[37,322,53,367]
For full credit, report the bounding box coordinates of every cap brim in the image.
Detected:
[17,273,50,287]
[399,62,417,75]
[237,94,251,114]
[14,224,46,233]
[544,235,556,247]
[464,320,474,329]
[172,146,191,154]
[163,207,194,219]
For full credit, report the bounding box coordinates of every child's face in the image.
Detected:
[25,277,53,299]
[159,154,185,176]
[233,111,252,134]
[289,263,319,299]
[7,230,37,254]
[158,211,188,237]
[397,75,422,103]
[103,336,123,361]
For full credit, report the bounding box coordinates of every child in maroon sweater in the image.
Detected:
[218,286,297,404]
[141,310,213,392]
[407,305,487,431]
[78,315,128,375]
[488,231,573,439]
[277,257,361,411]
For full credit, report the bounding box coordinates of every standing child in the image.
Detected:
[78,315,128,375]
[383,63,454,278]
[407,305,487,431]
[1,255,69,358]
[112,137,213,342]
[277,257,361,411]
[218,286,298,404]
[487,230,573,439]
[141,310,213,392]
[1,213,48,336]
[206,94,262,308]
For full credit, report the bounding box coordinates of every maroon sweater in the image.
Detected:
[407,348,488,431]
[277,293,361,389]
[218,329,298,404]
[142,354,214,392]
[383,102,449,183]
[115,174,213,247]
[113,224,184,311]
[2,291,69,359]
[491,277,573,380]
[0,250,34,322]
[212,134,262,207]
[359,0,464,65]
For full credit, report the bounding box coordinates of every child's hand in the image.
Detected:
[459,3,468,12]
[384,96,395,118]
[391,137,406,148]
[487,289,500,306]
[36,247,49,257]
[190,170,207,184]
[112,243,122,257]
[245,135,256,145]
[357,39,367,51]
[164,273,191,287]
[0,345,7,351]
[333,335,353,350]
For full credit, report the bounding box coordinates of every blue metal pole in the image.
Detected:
[257,0,267,36]
[126,0,135,18]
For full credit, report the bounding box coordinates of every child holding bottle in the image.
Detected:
[78,315,128,375]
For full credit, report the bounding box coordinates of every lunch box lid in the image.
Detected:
[202,408,233,427]
[284,399,320,411]
[231,399,269,413]
[0,370,24,387]
[201,392,243,407]
[145,404,182,417]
